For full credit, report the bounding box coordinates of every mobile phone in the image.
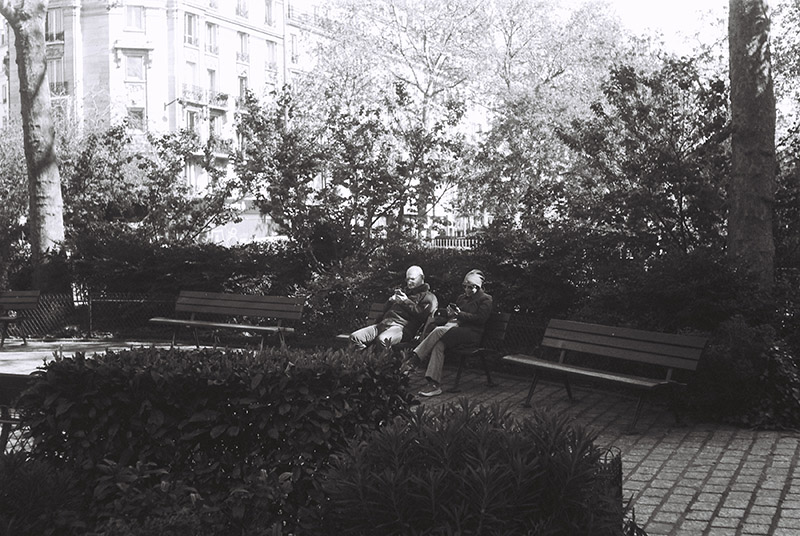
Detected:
[448,303,457,309]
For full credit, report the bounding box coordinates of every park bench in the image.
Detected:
[0,290,41,348]
[502,319,708,431]
[334,301,385,345]
[446,311,511,392]
[149,290,305,350]
[0,373,33,453]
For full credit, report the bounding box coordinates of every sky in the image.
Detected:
[606,0,728,54]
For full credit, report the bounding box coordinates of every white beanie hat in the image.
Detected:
[463,269,485,288]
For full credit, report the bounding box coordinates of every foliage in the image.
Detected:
[66,230,310,295]
[61,123,239,244]
[558,56,730,256]
[0,122,29,289]
[307,399,627,535]
[0,453,86,536]
[234,84,466,267]
[17,346,415,532]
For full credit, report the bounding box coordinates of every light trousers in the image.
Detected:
[413,322,457,384]
[350,323,404,350]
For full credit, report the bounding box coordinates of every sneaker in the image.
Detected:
[419,386,442,397]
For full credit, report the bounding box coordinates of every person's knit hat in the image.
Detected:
[463,269,485,288]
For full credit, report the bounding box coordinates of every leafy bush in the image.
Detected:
[306,399,628,536]
[17,346,415,532]
[0,453,86,536]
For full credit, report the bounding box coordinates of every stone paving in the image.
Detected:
[409,366,800,536]
[2,340,799,535]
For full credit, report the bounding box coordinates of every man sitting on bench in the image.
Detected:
[349,265,438,351]
[406,269,493,397]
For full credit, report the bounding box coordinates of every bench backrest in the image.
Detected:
[542,319,708,378]
[366,302,385,324]
[481,312,512,348]
[175,291,304,322]
[0,290,41,312]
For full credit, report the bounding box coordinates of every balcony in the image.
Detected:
[205,43,219,55]
[50,82,69,95]
[235,4,249,18]
[45,31,64,42]
[181,84,205,104]
[208,91,229,109]
[208,136,232,156]
[236,52,250,64]
[208,0,218,8]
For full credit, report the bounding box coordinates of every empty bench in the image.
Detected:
[502,319,708,431]
[0,290,41,348]
[149,291,305,350]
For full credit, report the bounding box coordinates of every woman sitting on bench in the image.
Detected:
[406,269,493,397]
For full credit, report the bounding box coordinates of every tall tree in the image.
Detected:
[728,0,776,289]
[0,0,65,288]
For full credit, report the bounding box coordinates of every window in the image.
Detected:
[184,13,198,46]
[236,0,248,18]
[205,23,218,54]
[47,57,67,94]
[265,41,277,71]
[237,32,249,63]
[125,6,145,31]
[207,68,217,93]
[125,54,145,81]
[127,108,145,130]
[265,0,274,25]
[45,9,64,42]
[290,34,298,63]
[186,109,200,132]
[238,76,248,99]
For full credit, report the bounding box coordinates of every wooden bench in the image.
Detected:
[149,291,305,350]
[502,319,708,431]
[446,311,511,392]
[334,302,385,344]
[0,290,41,348]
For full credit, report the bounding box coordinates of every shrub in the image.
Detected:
[17,346,416,532]
[0,453,86,536]
[305,399,627,536]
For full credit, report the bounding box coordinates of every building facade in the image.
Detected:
[2,0,325,243]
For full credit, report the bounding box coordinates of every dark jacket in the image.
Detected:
[380,283,438,339]
[453,289,493,334]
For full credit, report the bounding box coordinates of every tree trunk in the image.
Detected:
[1,0,65,288]
[728,0,776,290]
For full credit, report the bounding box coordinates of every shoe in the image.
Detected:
[419,386,442,397]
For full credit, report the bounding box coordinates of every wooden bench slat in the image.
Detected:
[543,327,706,359]
[503,354,669,389]
[548,319,708,348]
[541,337,703,371]
[149,317,296,334]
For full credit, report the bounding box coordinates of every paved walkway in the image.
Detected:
[2,339,799,535]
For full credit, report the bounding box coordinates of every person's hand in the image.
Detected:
[392,289,407,302]
[447,304,460,316]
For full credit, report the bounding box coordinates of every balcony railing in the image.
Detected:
[236,52,250,63]
[208,91,229,108]
[205,43,218,55]
[50,82,69,95]
[45,31,65,42]
[181,84,205,103]
[208,136,232,155]
[236,4,249,18]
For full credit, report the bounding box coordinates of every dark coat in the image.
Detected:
[440,289,493,349]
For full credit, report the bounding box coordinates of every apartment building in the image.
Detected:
[1,0,326,243]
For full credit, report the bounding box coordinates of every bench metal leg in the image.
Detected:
[0,322,7,349]
[480,354,495,387]
[563,375,574,401]
[448,355,466,393]
[523,372,539,407]
[629,393,647,433]
[192,327,200,348]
